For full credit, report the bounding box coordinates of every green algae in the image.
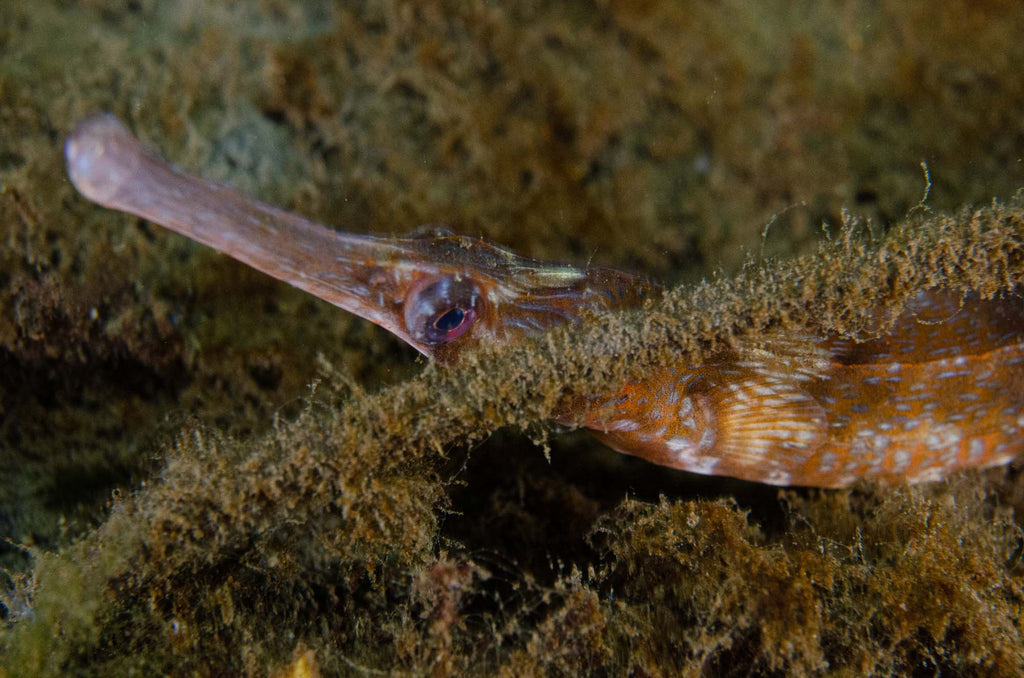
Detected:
[2,0,1024,675]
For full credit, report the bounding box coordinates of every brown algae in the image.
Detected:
[2,199,1024,674]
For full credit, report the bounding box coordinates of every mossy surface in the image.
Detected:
[2,1,1024,675]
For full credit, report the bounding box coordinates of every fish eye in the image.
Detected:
[404,276,480,345]
[433,307,465,332]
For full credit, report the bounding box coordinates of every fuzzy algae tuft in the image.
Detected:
[2,197,1024,675]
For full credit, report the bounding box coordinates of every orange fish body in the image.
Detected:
[578,292,1024,487]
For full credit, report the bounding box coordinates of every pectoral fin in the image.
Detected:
[583,368,829,486]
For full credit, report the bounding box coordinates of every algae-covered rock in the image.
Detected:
[4,199,1023,675]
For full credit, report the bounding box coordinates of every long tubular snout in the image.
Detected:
[65,114,419,341]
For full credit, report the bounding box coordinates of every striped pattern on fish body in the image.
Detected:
[576,291,1024,487]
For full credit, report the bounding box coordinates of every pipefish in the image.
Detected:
[65,113,1024,487]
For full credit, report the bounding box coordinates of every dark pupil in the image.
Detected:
[433,308,465,333]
